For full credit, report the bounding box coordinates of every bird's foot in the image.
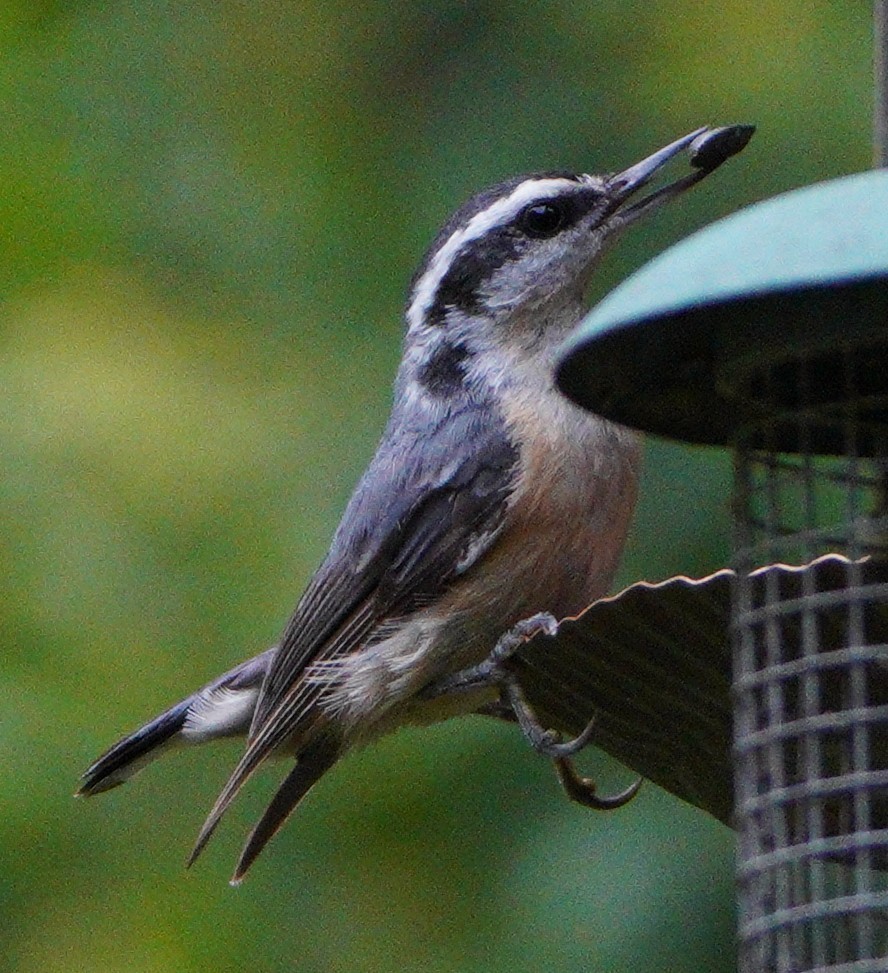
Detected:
[424,613,642,811]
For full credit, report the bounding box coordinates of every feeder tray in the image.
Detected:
[546,169,888,972]
[555,170,888,456]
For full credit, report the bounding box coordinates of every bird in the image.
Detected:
[78,124,754,883]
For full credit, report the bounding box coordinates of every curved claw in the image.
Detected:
[554,758,643,811]
[501,679,597,759]
[537,714,598,759]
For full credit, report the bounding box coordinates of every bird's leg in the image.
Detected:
[422,613,556,707]
[423,612,642,811]
[424,612,585,756]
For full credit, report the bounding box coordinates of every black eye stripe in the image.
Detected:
[518,201,566,238]
[515,187,604,239]
[415,184,606,326]
[424,230,524,325]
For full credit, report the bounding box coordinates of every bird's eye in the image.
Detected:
[518,201,565,238]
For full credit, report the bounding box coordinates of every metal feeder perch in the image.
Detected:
[555,170,888,972]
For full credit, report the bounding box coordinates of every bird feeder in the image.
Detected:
[555,170,888,972]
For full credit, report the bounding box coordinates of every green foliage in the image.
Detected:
[0,1,871,970]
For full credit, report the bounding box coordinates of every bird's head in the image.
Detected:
[405,126,753,358]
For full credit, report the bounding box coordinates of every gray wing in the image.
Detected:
[188,393,519,862]
[251,394,519,741]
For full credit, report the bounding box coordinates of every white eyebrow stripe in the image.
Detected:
[406,176,590,333]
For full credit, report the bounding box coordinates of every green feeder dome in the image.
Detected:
[555,169,888,454]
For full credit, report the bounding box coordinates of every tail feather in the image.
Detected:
[231,739,340,884]
[78,697,191,796]
[78,648,275,797]
[186,742,271,868]
[80,644,340,879]
[188,708,334,870]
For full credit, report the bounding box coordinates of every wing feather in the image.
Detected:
[252,398,517,736]
[191,395,518,862]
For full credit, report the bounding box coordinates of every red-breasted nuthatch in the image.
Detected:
[79,125,754,882]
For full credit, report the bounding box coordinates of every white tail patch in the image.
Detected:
[182,686,259,742]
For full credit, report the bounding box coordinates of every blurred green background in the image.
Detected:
[0,2,874,971]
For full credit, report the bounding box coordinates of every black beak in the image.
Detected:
[606,124,755,225]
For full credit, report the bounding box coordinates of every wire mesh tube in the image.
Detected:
[730,347,888,972]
